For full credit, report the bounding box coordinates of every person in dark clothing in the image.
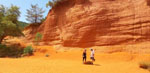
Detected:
[83,49,87,63]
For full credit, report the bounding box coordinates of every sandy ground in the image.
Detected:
[1,38,150,73]
[0,58,148,73]
[0,50,150,73]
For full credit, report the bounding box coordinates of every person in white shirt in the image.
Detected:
[90,48,95,62]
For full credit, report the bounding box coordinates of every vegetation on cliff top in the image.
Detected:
[26,4,45,25]
[17,21,29,30]
[46,0,67,8]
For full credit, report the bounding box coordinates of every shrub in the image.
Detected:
[0,44,24,58]
[45,54,49,57]
[34,32,43,45]
[23,45,33,56]
[139,62,150,69]
[46,0,67,8]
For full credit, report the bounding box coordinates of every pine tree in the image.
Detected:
[26,4,45,24]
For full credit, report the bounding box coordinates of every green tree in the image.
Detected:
[26,4,45,24]
[0,5,23,44]
[35,32,43,45]
[6,5,20,24]
[0,5,5,23]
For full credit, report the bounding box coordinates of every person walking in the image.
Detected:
[90,48,95,62]
[82,48,87,63]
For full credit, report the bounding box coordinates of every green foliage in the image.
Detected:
[6,5,20,24]
[26,4,45,24]
[35,32,43,45]
[0,5,5,22]
[46,1,55,8]
[45,54,49,57]
[17,21,29,30]
[23,45,33,56]
[0,20,23,36]
[35,32,43,41]
[0,44,34,57]
[0,4,23,44]
[46,0,67,8]
[0,44,24,58]
[41,18,46,23]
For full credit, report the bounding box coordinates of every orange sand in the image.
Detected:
[0,46,150,73]
[0,57,148,73]
[1,38,150,73]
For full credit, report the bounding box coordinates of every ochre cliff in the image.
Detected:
[34,0,150,47]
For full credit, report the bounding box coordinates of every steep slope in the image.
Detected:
[36,0,150,47]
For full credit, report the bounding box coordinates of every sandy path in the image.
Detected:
[0,42,150,73]
[0,54,149,73]
[2,38,150,73]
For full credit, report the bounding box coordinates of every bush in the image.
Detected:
[34,32,42,45]
[0,44,24,58]
[139,62,150,70]
[45,54,49,57]
[23,45,33,56]
[46,0,67,8]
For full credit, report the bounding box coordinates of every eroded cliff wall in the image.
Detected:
[37,0,150,47]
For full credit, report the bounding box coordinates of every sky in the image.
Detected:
[0,0,51,23]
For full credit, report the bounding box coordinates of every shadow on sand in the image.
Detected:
[83,61,101,66]
[93,64,101,66]
[84,63,101,66]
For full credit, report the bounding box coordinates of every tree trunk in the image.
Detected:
[35,16,37,23]
[0,38,3,44]
[0,35,5,44]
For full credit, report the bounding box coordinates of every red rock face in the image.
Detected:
[39,0,150,47]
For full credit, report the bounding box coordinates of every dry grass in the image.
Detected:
[139,62,150,70]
